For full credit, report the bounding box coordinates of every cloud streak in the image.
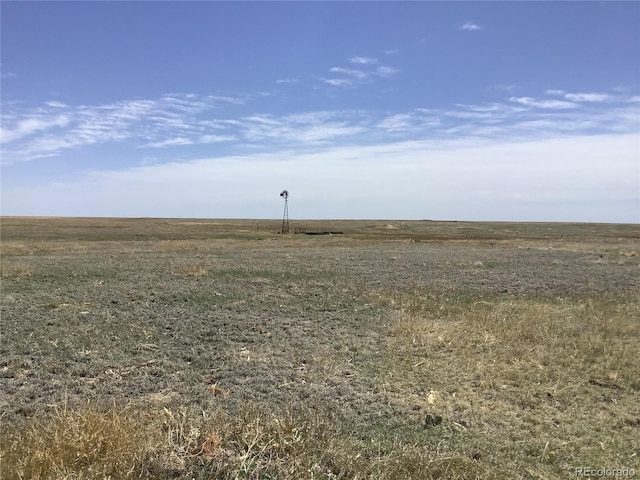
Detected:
[329,67,368,79]
[1,90,637,166]
[0,114,70,143]
[323,56,400,88]
[1,94,245,163]
[350,56,378,65]
[509,96,576,109]
[459,21,484,31]
[564,92,612,102]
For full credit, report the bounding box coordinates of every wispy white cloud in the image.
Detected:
[275,78,300,85]
[546,90,613,103]
[45,101,68,108]
[377,113,416,132]
[376,66,400,77]
[323,78,352,87]
[459,21,484,31]
[1,94,245,163]
[377,91,638,141]
[564,92,611,102]
[377,111,440,133]
[240,111,366,144]
[455,103,523,114]
[0,114,70,143]
[329,67,368,79]
[509,96,576,109]
[323,57,400,88]
[143,137,193,148]
[200,134,235,144]
[350,56,378,65]
[282,111,347,125]
[2,90,637,167]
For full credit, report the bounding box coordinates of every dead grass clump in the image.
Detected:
[0,403,148,480]
[192,405,488,479]
[0,242,33,256]
[172,264,207,277]
[1,263,36,279]
[0,403,226,480]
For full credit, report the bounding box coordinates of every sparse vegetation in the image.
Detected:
[384,289,640,477]
[1,217,638,479]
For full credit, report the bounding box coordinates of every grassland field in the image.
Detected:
[1,217,639,479]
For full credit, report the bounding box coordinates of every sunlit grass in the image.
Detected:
[382,289,640,478]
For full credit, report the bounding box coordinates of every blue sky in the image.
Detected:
[1,1,639,222]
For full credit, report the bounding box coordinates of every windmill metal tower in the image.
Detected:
[280,190,289,234]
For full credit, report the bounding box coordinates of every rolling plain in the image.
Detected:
[1,217,639,479]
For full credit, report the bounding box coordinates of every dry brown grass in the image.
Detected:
[153,240,206,253]
[4,291,635,479]
[0,242,34,256]
[1,217,638,479]
[0,263,36,279]
[383,289,640,477]
[0,401,489,480]
[172,264,208,277]
[1,402,148,480]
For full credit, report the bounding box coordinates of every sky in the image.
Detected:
[1,1,639,222]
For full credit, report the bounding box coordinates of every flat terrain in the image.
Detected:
[1,217,639,479]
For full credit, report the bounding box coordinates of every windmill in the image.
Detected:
[280,190,290,234]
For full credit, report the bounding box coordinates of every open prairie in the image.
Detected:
[1,217,639,479]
